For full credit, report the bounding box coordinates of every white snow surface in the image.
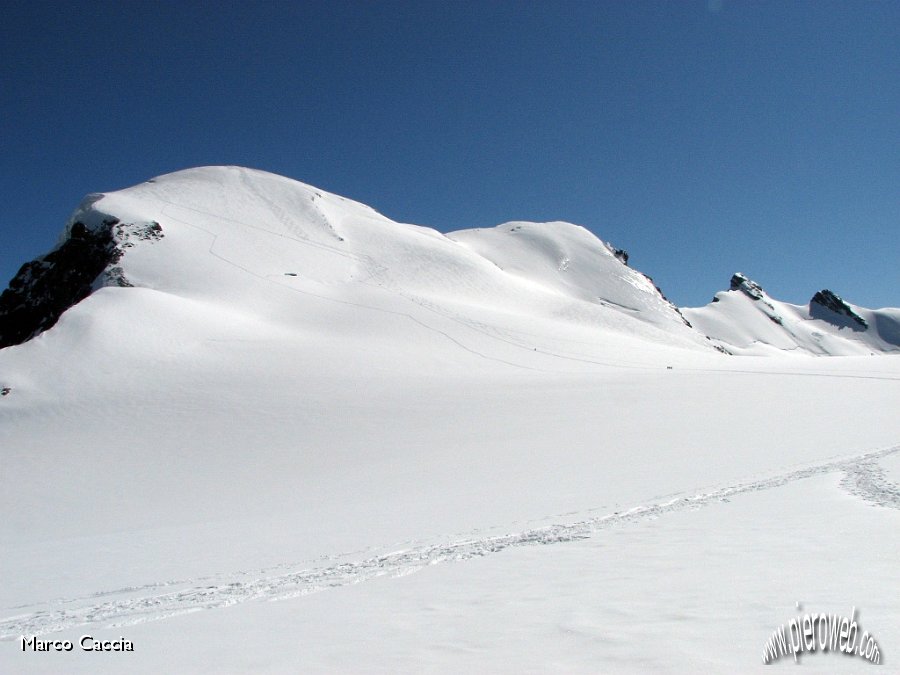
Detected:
[1,166,898,673]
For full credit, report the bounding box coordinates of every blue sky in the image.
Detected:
[2,0,897,308]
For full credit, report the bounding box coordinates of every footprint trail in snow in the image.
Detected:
[2,444,897,640]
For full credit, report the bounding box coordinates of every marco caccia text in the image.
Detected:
[21,635,134,652]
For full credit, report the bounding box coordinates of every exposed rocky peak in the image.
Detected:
[0,219,163,349]
[810,289,868,329]
[685,271,900,355]
[729,273,766,301]
[727,273,783,325]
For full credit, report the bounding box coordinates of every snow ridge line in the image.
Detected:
[117,192,900,379]
[1,445,897,640]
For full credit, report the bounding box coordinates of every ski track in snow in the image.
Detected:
[155,201,551,374]
[2,445,897,640]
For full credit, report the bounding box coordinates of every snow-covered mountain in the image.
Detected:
[684,273,900,356]
[0,166,711,357]
[2,166,895,359]
[1,167,898,674]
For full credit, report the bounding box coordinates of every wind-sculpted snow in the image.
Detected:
[2,445,896,641]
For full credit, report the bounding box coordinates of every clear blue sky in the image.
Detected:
[2,0,898,308]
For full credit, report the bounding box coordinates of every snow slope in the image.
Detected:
[1,167,898,673]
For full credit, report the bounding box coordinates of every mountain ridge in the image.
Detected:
[0,166,896,356]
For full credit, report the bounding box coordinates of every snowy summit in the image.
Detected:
[1,166,896,357]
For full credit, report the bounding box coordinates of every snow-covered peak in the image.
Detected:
[0,166,711,355]
[809,289,868,328]
[684,274,900,356]
[447,220,690,330]
[728,272,767,301]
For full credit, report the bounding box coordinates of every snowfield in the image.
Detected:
[1,167,897,673]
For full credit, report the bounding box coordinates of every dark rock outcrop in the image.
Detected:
[729,273,783,325]
[810,290,868,329]
[729,273,765,301]
[0,219,163,349]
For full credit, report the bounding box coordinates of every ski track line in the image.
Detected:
[2,445,897,640]
[156,201,550,373]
